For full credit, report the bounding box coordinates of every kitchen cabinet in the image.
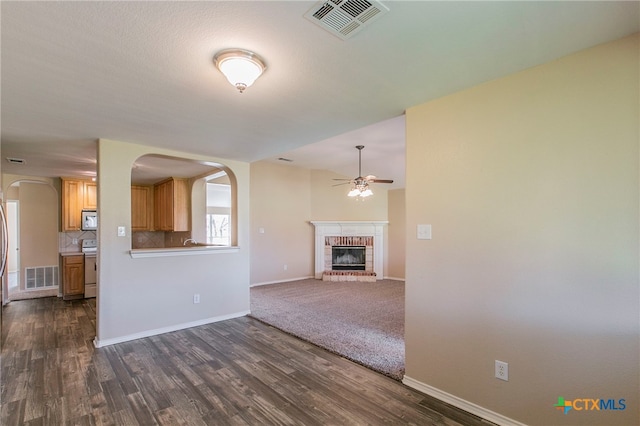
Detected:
[61,179,83,231]
[83,181,97,210]
[131,185,153,231]
[61,254,85,300]
[153,178,189,231]
[61,178,97,231]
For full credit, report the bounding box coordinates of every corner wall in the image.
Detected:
[404,34,639,426]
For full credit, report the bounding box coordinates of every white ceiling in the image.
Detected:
[2,1,638,188]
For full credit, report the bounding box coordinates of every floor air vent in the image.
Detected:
[304,0,389,40]
[25,266,59,289]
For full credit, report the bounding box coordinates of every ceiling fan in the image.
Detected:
[334,145,393,198]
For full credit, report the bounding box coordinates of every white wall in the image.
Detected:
[96,139,250,345]
[404,34,639,426]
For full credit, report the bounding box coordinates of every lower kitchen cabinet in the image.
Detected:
[61,254,85,300]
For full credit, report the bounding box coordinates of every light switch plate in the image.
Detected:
[417,224,432,240]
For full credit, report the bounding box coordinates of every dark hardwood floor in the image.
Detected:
[1,297,492,425]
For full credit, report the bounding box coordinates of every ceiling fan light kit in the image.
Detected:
[337,145,393,199]
[348,183,373,198]
[214,49,266,93]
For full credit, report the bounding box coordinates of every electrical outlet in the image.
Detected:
[495,360,509,381]
[117,226,126,237]
[193,294,200,304]
[72,238,78,245]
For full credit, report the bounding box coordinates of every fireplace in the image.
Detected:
[310,221,388,281]
[332,246,366,271]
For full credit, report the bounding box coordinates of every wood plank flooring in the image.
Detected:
[1,297,493,425]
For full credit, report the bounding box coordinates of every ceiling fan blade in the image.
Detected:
[332,178,352,181]
[370,179,394,184]
[332,182,351,187]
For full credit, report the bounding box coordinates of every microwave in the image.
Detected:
[81,210,98,231]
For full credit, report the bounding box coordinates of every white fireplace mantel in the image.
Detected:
[310,221,388,280]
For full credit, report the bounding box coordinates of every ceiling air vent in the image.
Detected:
[6,157,25,165]
[304,0,389,40]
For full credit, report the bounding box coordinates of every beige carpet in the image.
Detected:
[249,278,405,380]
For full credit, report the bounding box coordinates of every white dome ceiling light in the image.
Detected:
[213,49,266,93]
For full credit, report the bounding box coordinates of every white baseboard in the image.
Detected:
[250,276,314,287]
[402,376,527,426]
[93,310,250,348]
[383,276,405,281]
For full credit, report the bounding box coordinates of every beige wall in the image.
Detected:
[250,161,313,284]
[96,139,251,344]
[404,34,639,425]
[387,188,405,279]
[250,162,392,285]
[18,182,58,271]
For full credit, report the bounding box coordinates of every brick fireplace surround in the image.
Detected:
[310,221,388,282]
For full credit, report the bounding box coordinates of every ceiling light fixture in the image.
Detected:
[213,49,266,93]
[348,179,373,198]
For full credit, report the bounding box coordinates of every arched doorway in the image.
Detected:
[4,179,59,301]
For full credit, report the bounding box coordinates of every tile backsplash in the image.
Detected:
[59,231,97,253]
[132,231,192,249]
[132,231,165,249]
[60,230,193,251]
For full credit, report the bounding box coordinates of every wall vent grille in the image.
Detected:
[25,266,59,289]
[304,0,389,40]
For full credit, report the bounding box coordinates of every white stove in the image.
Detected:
[81,239,97,299]
[81,239,97,254]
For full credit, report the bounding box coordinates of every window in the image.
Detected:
[205,181,231,245]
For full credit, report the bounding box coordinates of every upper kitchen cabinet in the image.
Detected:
[153,177,189,232]
[131,185,153,231]
[83,181,97,210]
[61,178,97,231]
[62,178,83,231]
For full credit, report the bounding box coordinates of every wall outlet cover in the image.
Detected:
[495,360,509,381]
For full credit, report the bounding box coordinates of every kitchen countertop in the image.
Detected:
[130,245,239,258]
[60,251,97,257]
